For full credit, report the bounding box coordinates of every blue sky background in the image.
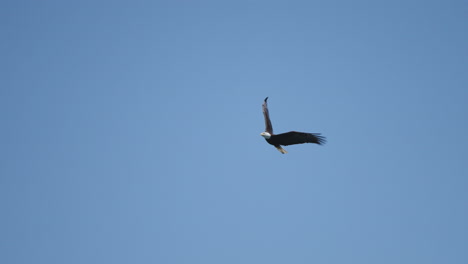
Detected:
[2,1,468,263]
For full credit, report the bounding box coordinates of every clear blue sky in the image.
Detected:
[2,1,468,263]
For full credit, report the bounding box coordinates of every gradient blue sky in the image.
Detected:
[2,1,468,263]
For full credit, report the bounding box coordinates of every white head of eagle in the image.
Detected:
[260,132,271,139]
[260,97,326,154]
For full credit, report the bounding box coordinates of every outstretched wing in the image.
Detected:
[262,97,273,134]
[272,131,326,146]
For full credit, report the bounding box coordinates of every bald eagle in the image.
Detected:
[260,97,326,154]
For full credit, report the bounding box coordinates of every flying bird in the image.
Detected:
[260,97,326,154]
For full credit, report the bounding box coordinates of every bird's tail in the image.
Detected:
[275,146,288,154]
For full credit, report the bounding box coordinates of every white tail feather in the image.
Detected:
[275,146,288,154]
